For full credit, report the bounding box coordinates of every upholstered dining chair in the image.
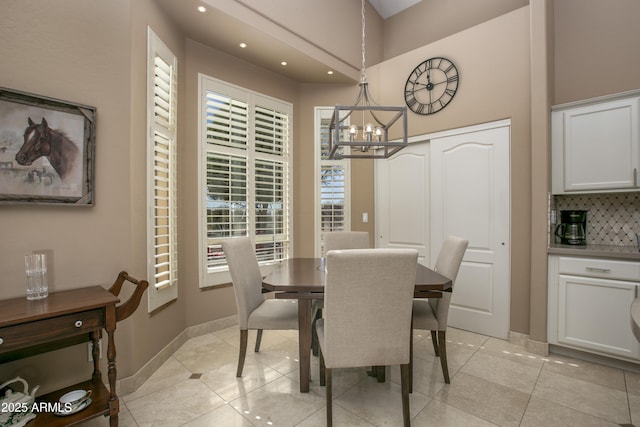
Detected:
[411,235,468,385]
[312,231,371,356]
[222,237,300,377]
[316,248,418,427]
[322,231,370,255]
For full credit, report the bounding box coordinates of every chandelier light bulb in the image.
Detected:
[363,123,373,141]
[374,126,383,141]
[348,124,359,141]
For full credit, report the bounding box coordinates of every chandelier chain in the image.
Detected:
[360,0,367,84]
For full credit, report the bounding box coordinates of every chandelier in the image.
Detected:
[328,0,408,159]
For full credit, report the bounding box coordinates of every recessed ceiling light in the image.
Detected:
[281,61,287,66]
[197,5,206,12]
[327,70,334,75]
[239,42,247,48]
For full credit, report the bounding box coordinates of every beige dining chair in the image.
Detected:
[411,235,468,385]
[222,237,300,377]
[313,231,371,355]
[316,248,418,427]
[322,231,370,254]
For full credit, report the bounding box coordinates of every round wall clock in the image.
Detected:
[404,57,459,115]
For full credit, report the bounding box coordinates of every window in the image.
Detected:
[199,75,292,287]
[314,107,351,256]
[146,27,178,312]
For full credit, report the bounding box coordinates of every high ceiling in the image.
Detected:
[368,0,421,19]
[153,0,420,84]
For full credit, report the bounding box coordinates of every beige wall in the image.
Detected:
[554,0,640,104]
[529,0,554,343]
[382,0,528,60]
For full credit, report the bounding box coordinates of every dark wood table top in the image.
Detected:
[262,257,451,296]
[0,286,120,327]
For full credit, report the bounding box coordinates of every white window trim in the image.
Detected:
[198,73,293,287]
[314,107,351,257]
[146,27,178,312]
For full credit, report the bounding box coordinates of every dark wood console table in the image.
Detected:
[0,273,147,427]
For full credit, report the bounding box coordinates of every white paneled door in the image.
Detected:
[430,122,510,339]
[375,143,430,265]
[375,120,510,339]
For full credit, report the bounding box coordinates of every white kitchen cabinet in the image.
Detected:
[552,92,640,194]
[548,255,640,361]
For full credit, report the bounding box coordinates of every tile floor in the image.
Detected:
[79,326,640,427]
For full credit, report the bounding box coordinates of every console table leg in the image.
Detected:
[90,331,102,383]
[106,305,119,423]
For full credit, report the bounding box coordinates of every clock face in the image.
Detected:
[404,57,459,115]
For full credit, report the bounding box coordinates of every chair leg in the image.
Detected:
[319,348,326,387]
[400,364,411,427]
[431,330,439,356]
[326,367,333,427]
[254,329,263,352]
[437,330,450,383]
[237,329,248,377]
[312,309,321,356]
[409,324,413,393]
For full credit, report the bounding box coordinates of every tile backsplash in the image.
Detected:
[552,192,640,246]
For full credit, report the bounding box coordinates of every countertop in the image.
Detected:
[548,243,640,261]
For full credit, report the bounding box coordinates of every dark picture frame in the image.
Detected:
[0,87,96,205]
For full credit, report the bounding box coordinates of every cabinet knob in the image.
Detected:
[0,337,3,345]
[74,320,83,328]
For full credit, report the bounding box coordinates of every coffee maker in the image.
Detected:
[554,210,587,245]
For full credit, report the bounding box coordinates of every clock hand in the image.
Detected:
[413,79,446,91]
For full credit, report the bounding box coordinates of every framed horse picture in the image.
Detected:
[0,87,95,205]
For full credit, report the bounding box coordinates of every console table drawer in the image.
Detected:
[0,309,103,353]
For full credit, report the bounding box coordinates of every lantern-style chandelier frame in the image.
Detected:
[327,0,408,159]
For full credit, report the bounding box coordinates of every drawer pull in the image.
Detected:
[74,320,83,328]
[586,267,611,273]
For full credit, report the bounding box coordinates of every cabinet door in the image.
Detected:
[552,97,640,193]
[558,274,640,359]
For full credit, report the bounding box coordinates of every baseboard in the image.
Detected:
[117,315,238,395]
[507,332,640,371]
[549,344,640,373]
[508,331,549,356]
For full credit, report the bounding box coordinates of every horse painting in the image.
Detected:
[15,117,79,180]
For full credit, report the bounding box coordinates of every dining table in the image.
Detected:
[261,257,452,393]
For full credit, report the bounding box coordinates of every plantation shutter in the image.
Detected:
[320,164,346,232]
[147,28,178,311]
[254,102,290,262]
[200,79,291,284]
[315,109,351,257]
[205,153,248,269]
[319,116,347,233]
